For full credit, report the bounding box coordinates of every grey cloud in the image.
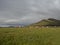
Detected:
[0,0,60,25]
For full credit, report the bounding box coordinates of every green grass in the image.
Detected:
[0,27,60,45]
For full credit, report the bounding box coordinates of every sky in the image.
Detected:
[0,0,60,25]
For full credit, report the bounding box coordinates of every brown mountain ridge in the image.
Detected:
[30,18,60,27]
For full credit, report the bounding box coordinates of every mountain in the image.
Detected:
[0,24,26,27]
[30,18,60,27]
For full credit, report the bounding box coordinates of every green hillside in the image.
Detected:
[31,18,60,27]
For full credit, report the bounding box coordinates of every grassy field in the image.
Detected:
[0,27,60,45]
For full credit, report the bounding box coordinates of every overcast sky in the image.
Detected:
[0,0,60,25]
